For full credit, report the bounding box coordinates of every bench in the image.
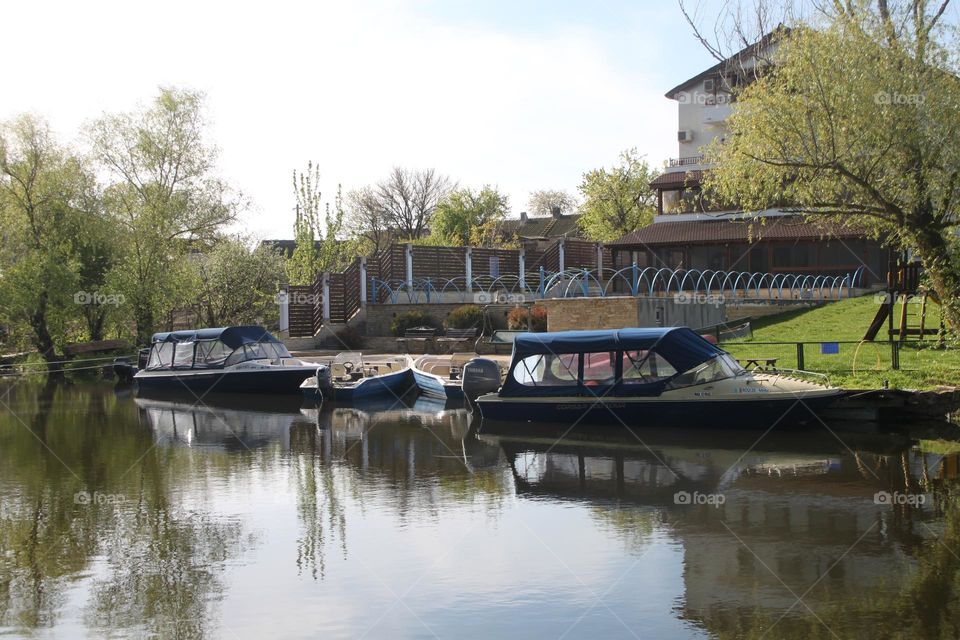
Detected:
[435,327,478,353]
[396,326,436,354]
[738,357,778,371]
[62,339,129,357]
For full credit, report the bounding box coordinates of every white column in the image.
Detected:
[405,243,414,288]
[322,272,331,322]
[518,248,526,291]
[359,257,367,309]
[465,247,473,293]
[279,287,289,332]
[558,239,565,272]
[596,244,603,275]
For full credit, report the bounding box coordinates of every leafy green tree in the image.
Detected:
[69,200,120,341]
[89,87,239,344]
[0,115,91,365]
[700,3,960,330]
[527,189,578,217]
[286,162,351,285]
[430,186,510,246]
[577,148,657,242]
[193,235,285,326]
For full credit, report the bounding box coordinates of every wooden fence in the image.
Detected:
[285,237,608,336]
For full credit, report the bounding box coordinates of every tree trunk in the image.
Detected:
[28,292,63,378]
[135,305,154,348]
[912,224,960,333]
[85,305,106,342]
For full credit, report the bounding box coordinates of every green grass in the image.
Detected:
[722,295,960,390]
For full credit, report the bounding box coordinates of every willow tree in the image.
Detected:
[429,186,510,246]
[701,1,960,330]
[577,148,657,242]
[89,88,239,344]
[0,115,91,365]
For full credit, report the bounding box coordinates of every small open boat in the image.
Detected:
[411,352,481,400]
[300,352,414,403]
[134,326,318,394]
[463,328,842,427]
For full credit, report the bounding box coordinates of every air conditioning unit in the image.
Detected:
[703,78,715,92]
[678,130,694,142]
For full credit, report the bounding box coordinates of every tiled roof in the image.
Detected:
[607,217,869,247]
[649,170,704,189]
[500,213,584,239]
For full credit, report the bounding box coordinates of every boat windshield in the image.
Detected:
[146,339,293,370]
[666,353,744,389]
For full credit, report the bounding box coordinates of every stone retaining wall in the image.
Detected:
[534,296,724,332]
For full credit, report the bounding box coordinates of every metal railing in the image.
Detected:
[369,265,867,304]
[667,154,705,167]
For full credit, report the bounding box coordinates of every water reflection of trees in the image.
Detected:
[0,381,246,638]
[288,404,506,579]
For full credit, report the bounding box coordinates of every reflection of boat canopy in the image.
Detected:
[135,395,310,450]
[501,328,725,397]
[145,326,293,370]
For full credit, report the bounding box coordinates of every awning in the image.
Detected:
[649,170,704,189]
[150,326,281,348]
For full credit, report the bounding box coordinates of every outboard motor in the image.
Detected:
[113,357,137,383]
[310,365,333,400]
[461,358,502,401]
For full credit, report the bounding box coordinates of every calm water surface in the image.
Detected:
[1,380,958,639]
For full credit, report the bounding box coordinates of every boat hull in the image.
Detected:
[411,368,464,400]
[135,367,317,395]
[474,392,841,428]
[304,368,416,403]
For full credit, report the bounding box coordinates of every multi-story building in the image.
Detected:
[608,35,888,284]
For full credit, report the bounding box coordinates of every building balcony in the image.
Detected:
[666,154,705,168]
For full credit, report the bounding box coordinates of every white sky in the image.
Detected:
[4,0,714,239]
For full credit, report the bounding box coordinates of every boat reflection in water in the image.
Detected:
[128,389,960,638]
[479,421,960,637]
[135,392,313,451]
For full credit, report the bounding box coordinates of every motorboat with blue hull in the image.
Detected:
[411,353,484,400]
[465,328,842,427]
[301,352,415,403]
[133,326,319,394]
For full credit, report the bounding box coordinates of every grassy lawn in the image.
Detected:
[721,295,960,390]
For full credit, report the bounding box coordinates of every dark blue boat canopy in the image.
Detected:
[501,328,727,397]
[150,326,282,349]
[511,328,722,373]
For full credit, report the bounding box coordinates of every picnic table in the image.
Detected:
[738,357,778,370]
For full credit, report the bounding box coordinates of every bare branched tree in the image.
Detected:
[375,167,453,239]
[346,186,391,256]
[345,167,453,254]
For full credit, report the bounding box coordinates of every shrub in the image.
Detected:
[390,310,435,337]
[507,306,547,332]
[444,305,484,331]
[334,326,364,349]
